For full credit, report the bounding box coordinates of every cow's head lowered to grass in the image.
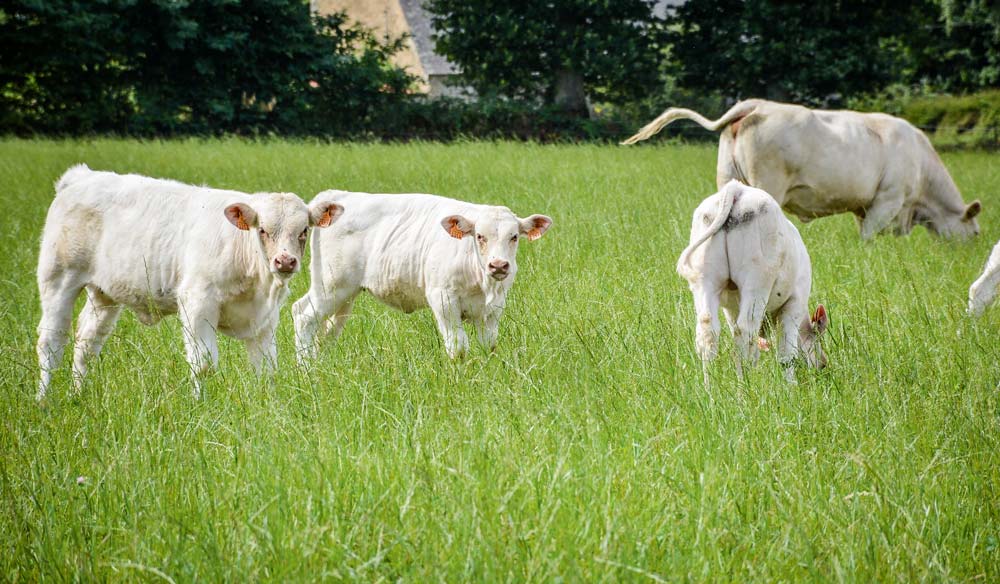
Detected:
[914,200,982,239]
[442,208,552,282]
[225,192,343,277]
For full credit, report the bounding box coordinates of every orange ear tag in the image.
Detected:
[236,214,250,231]
[449,224,465,239]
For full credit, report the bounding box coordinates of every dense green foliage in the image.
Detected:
[666,0,917,104]
[1,0,998,138]
[900,0,1000,93]
[0,1,412,135]
[2,139,1000,580]
[426,0,664,112]
[852,89,1000,149]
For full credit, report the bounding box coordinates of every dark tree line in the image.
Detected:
[0,0,411,135]
[430,0,1000,109]
[1,0,997,137]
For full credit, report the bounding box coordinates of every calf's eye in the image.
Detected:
[299,228,308,239]
[511,235,518,242]
[476,234,486,243]
[259,228,268,238]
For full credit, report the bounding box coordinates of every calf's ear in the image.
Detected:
[309,201,344,228]
[442,215,474,239]
[519,214,553,241]
[225,203,257,231]
[810,305,829,336]
[965,200,982,221]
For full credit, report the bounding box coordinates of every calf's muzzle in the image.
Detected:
[488,259,510,280]
[274,254,298,274]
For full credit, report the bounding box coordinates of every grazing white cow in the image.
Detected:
[293,190,552,360]
[969,240,1000,316]
[623,99,982,240]
[36,164,343,399]
[679,180,829,385]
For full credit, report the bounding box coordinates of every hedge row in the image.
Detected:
[903,90,1000,149]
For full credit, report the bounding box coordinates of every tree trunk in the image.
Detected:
[553,69,589,118]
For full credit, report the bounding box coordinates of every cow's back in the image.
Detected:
[725,102,897,218]
[41,168,249,316]
[313,192,485,311]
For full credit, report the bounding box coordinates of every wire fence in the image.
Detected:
[649,121,1000,148]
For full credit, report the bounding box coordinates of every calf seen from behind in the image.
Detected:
[678,180,829,386]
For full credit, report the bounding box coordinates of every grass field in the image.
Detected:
[2,138,999,581]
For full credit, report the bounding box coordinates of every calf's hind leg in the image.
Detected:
[732,284,769,381]
[72,286,123,389]
[692,285,721,387]
[293,287,359,363]
[36,273,85,400]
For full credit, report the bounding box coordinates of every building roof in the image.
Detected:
[398,0,458,76]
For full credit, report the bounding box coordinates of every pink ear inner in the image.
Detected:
[316,204,342,228]
[526,216,551,241]
[225,205,251,231]
[443,216,469,239]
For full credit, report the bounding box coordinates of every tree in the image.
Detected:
[906,0,1000,90]
[665,0,917,106]
[0,1,135,133]
[426,0,665,116]
[116,0,413,134]
[0,0,414,135]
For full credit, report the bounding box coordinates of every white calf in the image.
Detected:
[969,240,1000,316]
[679,180,828,385]
[293,190,552,359]
[36,165,342,399]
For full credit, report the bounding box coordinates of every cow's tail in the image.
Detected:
[677,180,741,278]
[54,163,92,194]
[621,100,762,145]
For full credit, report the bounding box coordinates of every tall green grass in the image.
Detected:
[1,138,998,581]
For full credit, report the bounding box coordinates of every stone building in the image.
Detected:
[310,0,465,98]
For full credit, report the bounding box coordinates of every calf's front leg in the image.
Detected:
[427,288,469,359]
[178,294,221,398]
[859,186,904,240]
[475,309,502,353]
[245,327,278,377]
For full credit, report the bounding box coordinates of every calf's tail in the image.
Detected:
[677,180,742,278]
[621,100,762,145]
